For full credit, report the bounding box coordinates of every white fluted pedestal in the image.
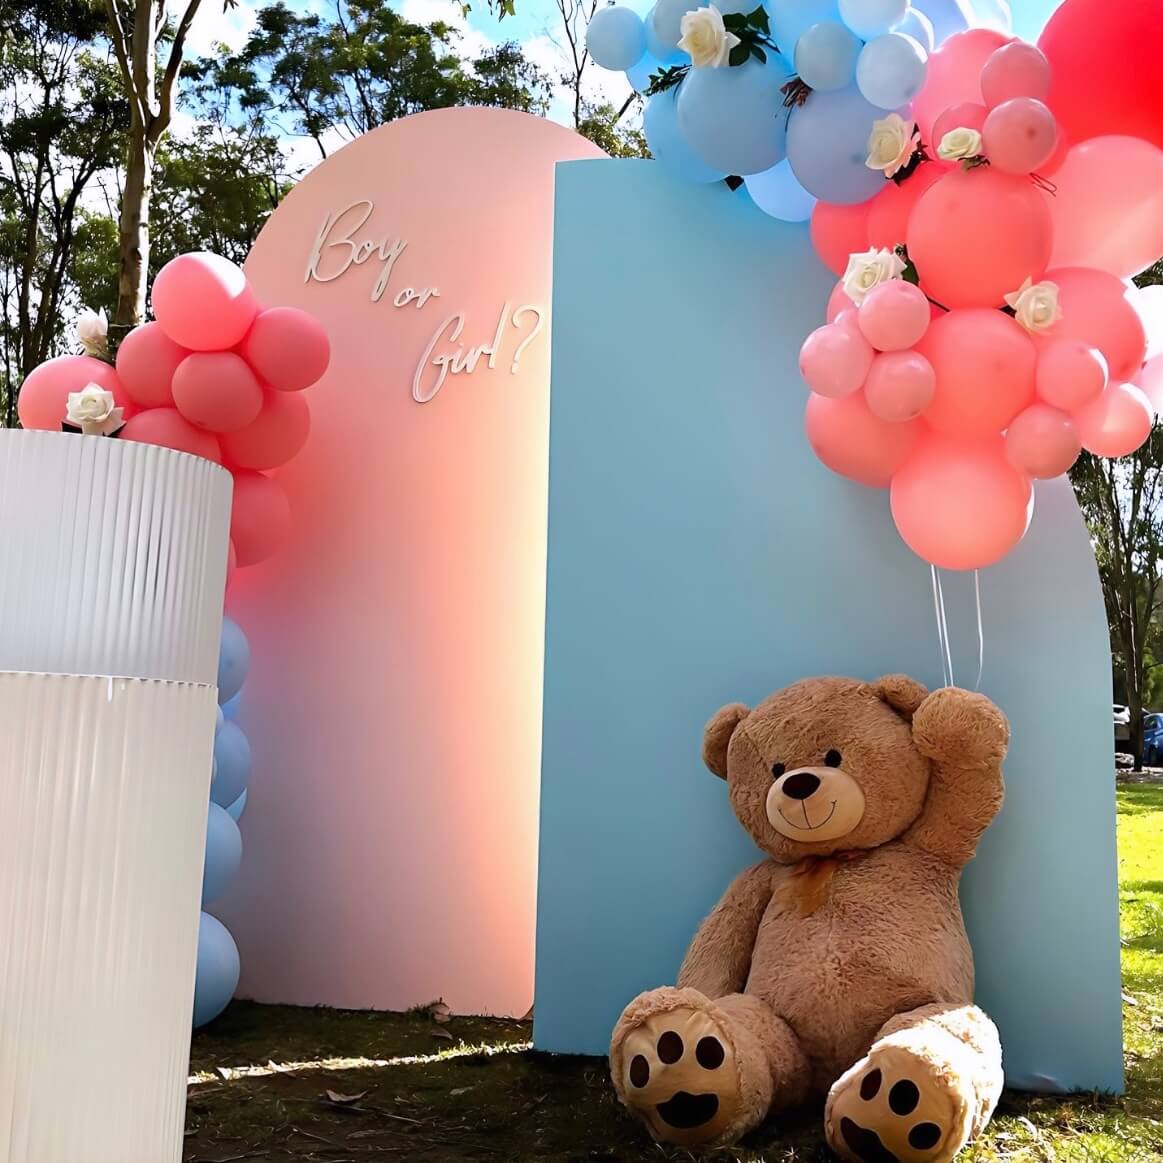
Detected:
[0,432,231,1163]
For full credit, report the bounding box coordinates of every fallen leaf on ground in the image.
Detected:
[325,1089,368,1106]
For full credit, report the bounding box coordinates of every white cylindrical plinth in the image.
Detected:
[0,432,231,1163]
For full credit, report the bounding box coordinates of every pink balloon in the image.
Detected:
[172,352,264,433]
[810,201,872,276]
[858,281,931,351]
[798,317,874,398]
[890,434,1034,570]
[152,253,260,351]
[1136,356,1163,414]
[220,391,311,471]
[912,28,1010,141]
[120,407,222,463]
[1037,267,1147,382]
[239,306,331,393]
[907,168,1053,308]
[980,42,1051,108]
[18,355,128,431]
[1005,403,1081,479]
[915,308,1036,436]
[864,350,936,421]
[1045,137,1163,279]
[931,102,988,149]
[865,163,945,251]
[827,281,855,322]
[805,391,923,488]
[1035,340,1108,411]
[231,470,292,567]
[115,322,189,408]
[982,98,1058,175]
[1074,381,1154,458]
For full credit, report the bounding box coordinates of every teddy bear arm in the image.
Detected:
[677,861,775,1000]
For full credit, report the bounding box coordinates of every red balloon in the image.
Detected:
[230,470,292,567]
[1074,382,1154,459]
[907,168,1053,309]
[865,163,944,251]
[239,306,331,393]
[220,391,311,471]
[911,28,1010,141]
[120,407,222,463]
[1039,0,1163,152]
[18,355,128,431]
[152,253,259,351]
[915,309,1036,437]
[1005,403,1081,479]
[811,201,872,276]
[890,434,1034,570]
[172,352,264,433]
[805,390,923,488]
[116,322,189,408]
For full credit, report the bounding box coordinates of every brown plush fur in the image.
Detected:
[610,676,1008,1162]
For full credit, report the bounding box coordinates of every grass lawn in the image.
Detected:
[185,785,1163,1162]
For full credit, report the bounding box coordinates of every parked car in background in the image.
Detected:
[1144,713,1163,766]
[1115,704,1131,745]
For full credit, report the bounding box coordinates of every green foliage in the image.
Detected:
[576,101,648,159]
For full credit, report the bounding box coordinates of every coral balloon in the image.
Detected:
[120,408,222,462]
[915,309,1036,436]
[864,350,936,421]
[890,435,1034,570]
[931,102,988,149]
[1044,137,1163,280]
[980,42,1051,108]
[798,317,874,398]
[152,252,259,351]
[239,307,331,393]
[911,28,1009,141]
[827,282,855,322]
[858,280,930,351]
[1037,267,1147,382]
[1039,0,1163,152]
[172,352,264,433]
[864,163,943,250]
[811,200,872,276]
[115,322,189,407]
[806,390,923,488]
[1005,404,1081,479]
[1074,382,1154,459]
[220,391,311,471]
[230,471,292,568]
[982,98,1058,175]
[1035,341,1107,411]
[17,355,128,431]
[907,168,1053,308]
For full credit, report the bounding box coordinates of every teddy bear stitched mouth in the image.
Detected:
[778,800,838,831]
[656,1091,720,1129]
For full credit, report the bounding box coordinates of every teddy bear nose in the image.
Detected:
[781,771,821,800]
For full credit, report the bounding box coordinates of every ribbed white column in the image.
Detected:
[0,432,231,1163]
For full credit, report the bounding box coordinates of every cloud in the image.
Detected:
[184,1,259,57]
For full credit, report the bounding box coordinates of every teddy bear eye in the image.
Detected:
[825,749,842,768]
[771,762,786,779]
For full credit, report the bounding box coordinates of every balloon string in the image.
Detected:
[974,570,984,693]
[930,564,954,689]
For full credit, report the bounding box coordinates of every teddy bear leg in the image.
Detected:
[610,986,810,1148]
[825,1003,1003,1163]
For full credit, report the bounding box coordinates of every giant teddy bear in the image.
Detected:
[609,675,1008,1163]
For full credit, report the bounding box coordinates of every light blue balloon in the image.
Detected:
[202,802,242,906]
[226,789,248,823]
[838,0,908,37]
[193,913,240,1029]
[650,0,758,53]
[210,720,252,808]
[744,159,817,222]
[217,616,250,706]
[915,0,973,44]
[216,704,225,733]
[626,50,683,93]
[895,6,935,50]
[587,5,647,71]
[643,93,727,184]
[856,32,927,109]
[795,20,862,91]
[677,56,792,177]
[770,0,840,57]
[786,85,888,204]
[221,692,241,720]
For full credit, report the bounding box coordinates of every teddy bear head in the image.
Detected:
[702,675,933,863]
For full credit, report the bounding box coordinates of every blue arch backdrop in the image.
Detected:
[533,158,1122,1094]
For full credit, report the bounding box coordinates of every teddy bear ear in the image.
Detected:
[870,675,929,722]
[702,703,750,779]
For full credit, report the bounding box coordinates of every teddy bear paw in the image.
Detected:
[616,1003,743,1147]
[826,1044,967,1163]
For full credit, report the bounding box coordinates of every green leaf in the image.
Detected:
[728,42,750,67]
[722,13,748,32]
[751,45,767,63]
[901,261,920,287]
[748,6,771,35]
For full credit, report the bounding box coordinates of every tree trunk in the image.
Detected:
[115,121,154,326]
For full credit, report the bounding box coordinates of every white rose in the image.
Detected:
[937,127,983,163]
[65,383,125,436]
[1004,277,1062,334]
[74,307,108,357]
[842,248,907,306]
[865,113,921,178]
[678,5,741,69]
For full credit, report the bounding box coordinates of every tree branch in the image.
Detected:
[156,0,207,137]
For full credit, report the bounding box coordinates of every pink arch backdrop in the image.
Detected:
[221,107,602,1016]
